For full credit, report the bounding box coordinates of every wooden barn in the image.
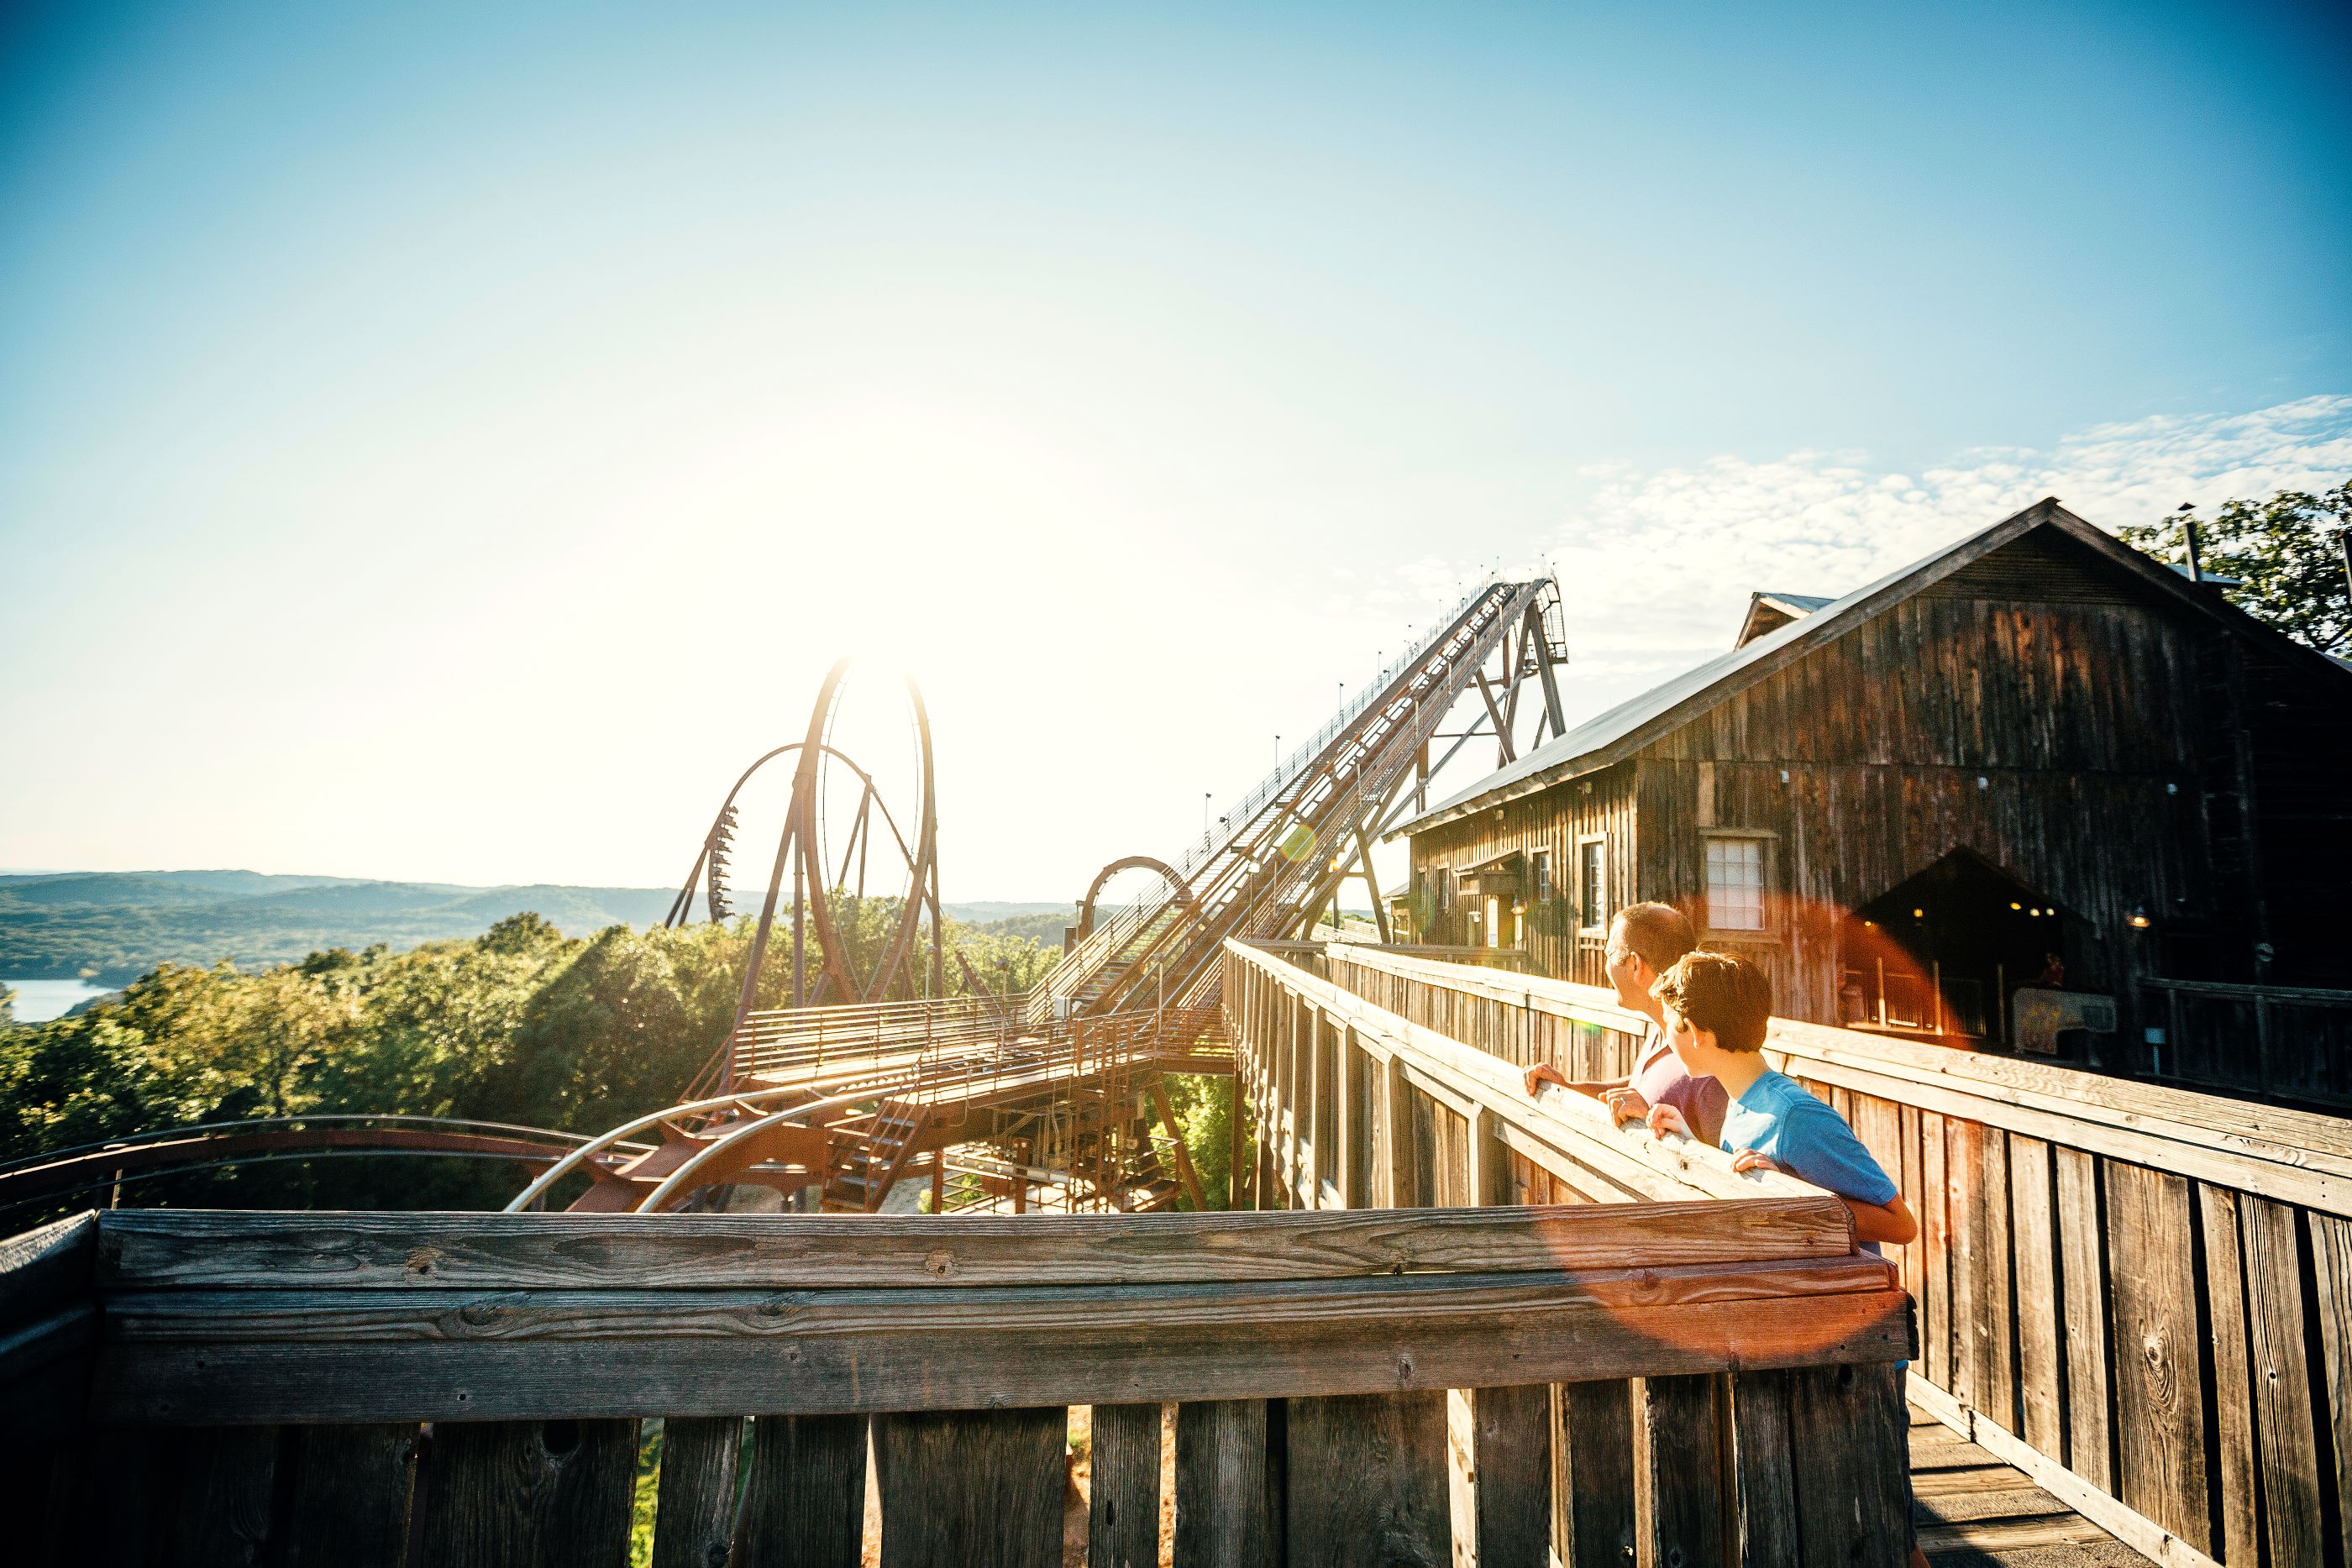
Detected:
[1390,498,2352,1106]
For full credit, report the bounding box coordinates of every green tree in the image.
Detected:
[2120,481,2351,654]
[0,983,15,1027]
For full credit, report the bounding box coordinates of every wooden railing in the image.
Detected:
[2135,975,2352,1110]
[1221,940,1919,1566]
[1,1196,1908,1568]
[1302,941,2352,1568]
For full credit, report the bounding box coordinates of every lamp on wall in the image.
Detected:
[2128,905,2153,930]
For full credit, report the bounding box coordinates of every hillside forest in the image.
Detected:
[0,899,1241,1225]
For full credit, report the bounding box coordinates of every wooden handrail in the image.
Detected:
[1324,941,2352,1207]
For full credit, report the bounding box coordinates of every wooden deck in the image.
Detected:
[1909,1403,2146,1566]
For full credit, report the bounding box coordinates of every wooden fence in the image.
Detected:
[2135,976,2352,1110]
[3,1194,1909,1568]
[1221,940,1919,1566]
[1301,940,2352,1568]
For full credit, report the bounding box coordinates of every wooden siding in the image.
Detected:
[1407,762,1635,986]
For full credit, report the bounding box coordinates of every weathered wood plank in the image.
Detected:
[2243,1195,2323,1567]
[2053,1146,2111,1490]
[1089,1403,1161,1568]
[875,1407,1066,1568]
[2195,1186,2258,1568]
[1558,1381,1640,1568]
[1922,1113,1950,1392]
[1174,1398,1278,1568]
[0,1212,97,1325]
[1470,1384,1551,1568]
[411,1419,638,1568]
[1946,1118,1977,1411]
[2105,1160,2210,1554]
[1970,1120,2017,1430]
[2007,1133,2061,1456]
[1286,1392,1449,1568]
[1730,1370,1800,1568]
[1787,1362,1910,1568]
[650,1416,745,1568]
[95,1200,1856,1289]
[1640,1374,1728,1568]
[275,1424,419,1568]
[92,1279,1914,1424]
[167,1425,280,1568]
[2313,1212,2352,1568]
[735,1413,866,1568]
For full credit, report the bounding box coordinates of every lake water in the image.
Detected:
[4,978,118,1023]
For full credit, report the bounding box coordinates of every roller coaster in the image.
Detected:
[0,577,1566,1219]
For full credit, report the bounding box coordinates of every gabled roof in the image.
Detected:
[1390,497,2352,839]
[1733,590,1835,648]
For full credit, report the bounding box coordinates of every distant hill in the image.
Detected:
[0,872,1075,983]
[0,872,678,981]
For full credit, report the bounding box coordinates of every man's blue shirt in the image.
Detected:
[1719,1068,1898,1207]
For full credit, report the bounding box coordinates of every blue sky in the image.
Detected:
[2,2,2347,902]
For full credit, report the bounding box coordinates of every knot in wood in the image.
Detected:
[455,1302,503,1329]
[405,1245,442,1277]
[924,1249,956,1277]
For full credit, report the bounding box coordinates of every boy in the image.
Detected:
[1524,903,1727,1146]
[1641,951,1916,1249]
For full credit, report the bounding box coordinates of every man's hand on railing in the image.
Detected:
[1522,1062,1568,1099]
[1644,1103,1691,1141]
[1730,1148,1781,1176]
[1599,1085,1651,1127]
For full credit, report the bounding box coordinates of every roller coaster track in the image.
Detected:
[56,579,1562,1219]
[0,1115,664,1216]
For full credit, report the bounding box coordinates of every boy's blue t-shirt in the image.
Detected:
[1719,1069,1898,1207]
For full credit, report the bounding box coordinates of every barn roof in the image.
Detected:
[1732,590,1836,648]
[1390,496,2351,839]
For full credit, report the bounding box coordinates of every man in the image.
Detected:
[1521,902,1728,1146]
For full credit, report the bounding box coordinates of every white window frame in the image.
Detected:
[1576,834,1608,936]
[1701,829,1774,936]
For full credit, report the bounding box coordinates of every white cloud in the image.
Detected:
[1535,396,2352,718]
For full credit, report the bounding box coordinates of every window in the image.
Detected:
[1578,839,1606,931]
[1706,836,1767,931]
[1532,850,1552,903]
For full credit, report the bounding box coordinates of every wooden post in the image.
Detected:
[876,1408,1066,1568]
[1468,1108,1499,1209]
[652,1418,746,1568]
[1334,1027,1358,1209]
[1471,1385,1552,1568]
[1303,1009,1324,1207]
[1287,1393,1448,1568]
[1090,1404,1162,1568]
[1175,1400,1279,1568]
[1379,1056,1410,1209]
[1227,1073,1246,1211]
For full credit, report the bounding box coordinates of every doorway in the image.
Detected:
[1839,849,2071,1046]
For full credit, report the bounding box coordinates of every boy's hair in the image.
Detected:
[1651,950,1773,1052]
[1612,902,1697,973]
